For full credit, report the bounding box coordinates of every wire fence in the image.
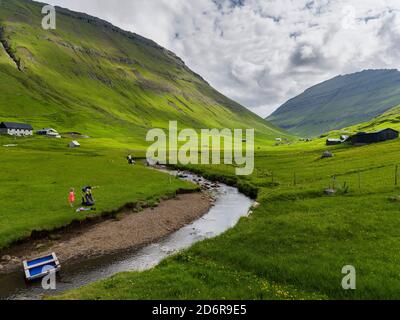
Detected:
[255,164,400,194]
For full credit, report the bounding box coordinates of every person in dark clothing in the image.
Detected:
[82,186,95,206]
[127,154,135,165]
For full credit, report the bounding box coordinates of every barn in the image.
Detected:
[0,122,33,136]
[350,128,399,144]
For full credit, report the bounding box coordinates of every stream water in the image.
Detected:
[0,169,253,300]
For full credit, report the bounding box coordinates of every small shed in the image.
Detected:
[350,128,399,144]
[69,140,80,148]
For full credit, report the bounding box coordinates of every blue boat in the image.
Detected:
[22,253,61,281]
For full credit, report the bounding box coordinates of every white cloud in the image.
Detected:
[45,0,400,117]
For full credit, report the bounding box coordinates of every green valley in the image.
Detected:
[2,0,400,302]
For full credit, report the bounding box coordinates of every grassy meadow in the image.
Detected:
[0,134,196,249]
[55,136,400,300]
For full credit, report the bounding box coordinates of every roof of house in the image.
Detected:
[354,128,399,136]
[377,128,399,134]
[38,128,57,132]
[0,122,33,130]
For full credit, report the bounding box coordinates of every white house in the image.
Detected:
[37,128,61,138]
[0,122,33,136]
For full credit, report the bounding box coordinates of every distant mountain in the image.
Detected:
[0,0,284,143]
[267,69,400,137]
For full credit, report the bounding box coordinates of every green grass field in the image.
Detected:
[0,134,197,249]
[55,135,400,300]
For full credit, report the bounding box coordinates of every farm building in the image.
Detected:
[350,128,399,144]
[37,128,61,138]
[0,122,33,136]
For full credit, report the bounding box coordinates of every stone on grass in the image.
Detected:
[322,151,334,159]
[324,189,337,196]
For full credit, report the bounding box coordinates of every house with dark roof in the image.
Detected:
[0,122,33,136]
[350,128,399,145]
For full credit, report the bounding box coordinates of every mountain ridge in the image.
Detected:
[267,69,400,137]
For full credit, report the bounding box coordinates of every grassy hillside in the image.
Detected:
[0,0,285,144]
[57,137,400,300]
[339,104,400,134]
[267,69,400,137]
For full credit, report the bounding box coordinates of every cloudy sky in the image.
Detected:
[45,0,400,117]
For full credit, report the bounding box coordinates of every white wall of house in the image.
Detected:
[3,128,33,136]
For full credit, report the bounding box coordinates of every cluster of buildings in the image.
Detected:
[0,122,60,138]
[0,122,80,148]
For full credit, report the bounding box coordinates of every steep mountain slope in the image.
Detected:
[267,69,400,137]
[0,0,285,145]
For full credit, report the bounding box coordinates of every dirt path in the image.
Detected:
[0,192,214,274]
